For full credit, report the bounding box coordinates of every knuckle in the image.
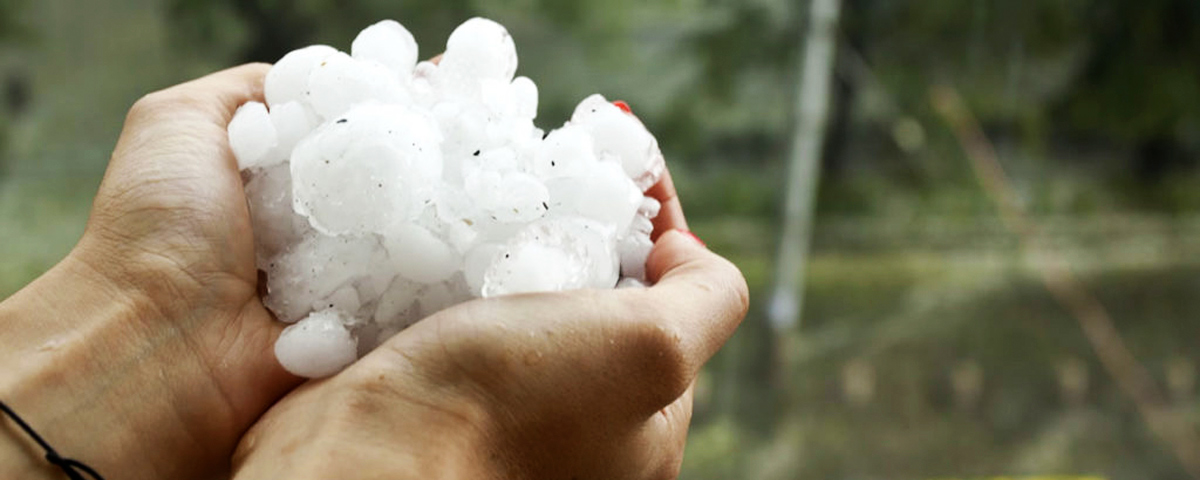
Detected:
[127,90,174,123]
[626,312,692,405]
[700,255,751,320]
[127,87,217,126]
[723,258,751,318]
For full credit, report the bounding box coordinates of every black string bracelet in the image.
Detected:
[0,399,105,480]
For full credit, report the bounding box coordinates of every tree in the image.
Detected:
[0,0,31,176]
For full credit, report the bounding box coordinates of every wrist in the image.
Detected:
[0,251,234,479]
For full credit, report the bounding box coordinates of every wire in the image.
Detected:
[0,399,105,480]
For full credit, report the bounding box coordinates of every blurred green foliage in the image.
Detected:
[2,0,1200,478]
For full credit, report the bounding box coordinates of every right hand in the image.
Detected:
[232,173,750,479]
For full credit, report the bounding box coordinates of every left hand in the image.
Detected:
[0,64,301,480]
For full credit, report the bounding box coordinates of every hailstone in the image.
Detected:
[228,17,666,378]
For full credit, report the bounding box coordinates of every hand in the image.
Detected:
[0,64,300,479]
[232,171,750,480]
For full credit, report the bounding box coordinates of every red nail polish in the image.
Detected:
[613,100,633,114]
[680,229,705,247]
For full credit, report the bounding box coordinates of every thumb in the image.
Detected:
[643,229,749,375]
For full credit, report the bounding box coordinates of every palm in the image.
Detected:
[73,64,299,476]
[93,97,259,296]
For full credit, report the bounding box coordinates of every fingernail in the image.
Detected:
[613,100,633,114]
[679,229,705,247]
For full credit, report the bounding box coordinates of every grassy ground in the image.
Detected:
[681,215,1200,480]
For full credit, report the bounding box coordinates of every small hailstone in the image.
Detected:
[532,126,597,180]
[229,17,669,378]
[269,101,316,158]
[244,164,309,259]
[265,45,338,108]
[545,160,642,234]
[306,52,408,120]
[617,232,654,281]
[570,94,666,191]
[228,102,279,170]
[263,233,383,322]
[481,218,617,297]
[384,224,461,284]
[638,197,662,219]
[274,309,358,378]
[352,20,419,79]
[373,276,421,326]
[510,77,538,120]
[440,17,518,83]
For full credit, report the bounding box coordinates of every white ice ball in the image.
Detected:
[291,103,442,235]
[265,45,338,108]
[352,19,419,79]
[244,164,310,259]
[481,218,618,297]
[274,309,358,378]
[228,102,279,170]
[263,233,385,323]
[570,94,665,191]
[546,160,642,234]
[440,17,518,82]
[306,52,409,120]
[511,76,539,120]
[269,101,316,158]
[384,223,461,284]
[531,125,598,180]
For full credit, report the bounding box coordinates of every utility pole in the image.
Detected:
[768,0,842,335]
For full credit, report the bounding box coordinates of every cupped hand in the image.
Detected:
[232,171,750,480]
[0,64,299,479]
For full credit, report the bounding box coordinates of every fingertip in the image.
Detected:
[646,229,707,284]
[646,170,688,240]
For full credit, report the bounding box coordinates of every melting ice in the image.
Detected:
[228,18,665,378]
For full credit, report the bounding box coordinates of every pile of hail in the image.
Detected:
[227,18,666,378]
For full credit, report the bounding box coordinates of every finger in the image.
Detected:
[110,63,270,176]
[430,54,443,65]
[124,63,271,130]
[644,229,749,376]
[645,168,688,240]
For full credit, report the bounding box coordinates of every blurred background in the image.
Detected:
[2,0,1199,478]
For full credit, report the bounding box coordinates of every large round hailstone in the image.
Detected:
[306,52,409,120]
[264,45,338,108]
[352,20,419,78]
[227,17,666,378]
[440,18,518,83]
[291,103,442,235]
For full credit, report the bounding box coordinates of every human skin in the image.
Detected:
[232,229,748,480]
[0,64,303,479]
[0,63,748,480]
